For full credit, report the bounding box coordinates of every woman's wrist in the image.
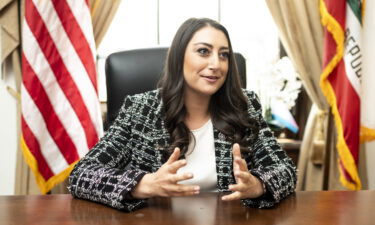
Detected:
[131,173,153,199]
[261,181,267,195]
[252,176,266,197]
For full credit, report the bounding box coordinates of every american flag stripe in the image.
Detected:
[66,0,97,62]
[21,85,70,174]
[21,117,55,180]
[51,0,98,93]
[22,24,90,159]
[22,0,102,193]
[30,0,103,141]
[25,0,99,148]
[22,55,80,164]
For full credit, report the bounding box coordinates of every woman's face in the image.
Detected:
[183,26,229,98]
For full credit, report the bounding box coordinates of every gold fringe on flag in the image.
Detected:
[20,135,78,194]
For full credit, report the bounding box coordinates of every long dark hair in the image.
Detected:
[158,18,258,157]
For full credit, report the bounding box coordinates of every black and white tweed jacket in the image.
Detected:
[68,89,297,212]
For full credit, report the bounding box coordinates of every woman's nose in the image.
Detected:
[208,54,220,70]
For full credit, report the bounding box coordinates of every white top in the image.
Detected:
[177,119,218,192]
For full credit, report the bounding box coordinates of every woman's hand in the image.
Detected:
[131,147,200,199]
[222,143,265,201]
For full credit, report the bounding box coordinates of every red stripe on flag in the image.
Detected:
[328,60,360,163]
[322,2,346,67]
[51,0,98,93]
[22,54,80,164]
[323,0,346,28]
[25,0,99,149]
[21,116,55,180]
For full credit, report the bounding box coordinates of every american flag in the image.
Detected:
[21,0,103,193]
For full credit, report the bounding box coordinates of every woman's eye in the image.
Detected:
[220,52,229,59]
[197,48,209,55]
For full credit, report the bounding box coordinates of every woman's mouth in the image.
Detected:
[201,75,219,83]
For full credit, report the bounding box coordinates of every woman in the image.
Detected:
[69,18,297,212]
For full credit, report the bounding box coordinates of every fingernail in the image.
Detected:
[194,186,200,191]
[194,191,200,194]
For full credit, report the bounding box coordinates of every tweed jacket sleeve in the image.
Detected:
[240,90,297,208]
[68,95,148,212]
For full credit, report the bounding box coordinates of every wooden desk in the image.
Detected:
[1,191,374,225]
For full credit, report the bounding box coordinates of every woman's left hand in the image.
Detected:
[222,143,265,201]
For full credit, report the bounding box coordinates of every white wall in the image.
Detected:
[0,58,18,195]
[97,0,279,102]
[365,142,375,188]
[363,0,375,189]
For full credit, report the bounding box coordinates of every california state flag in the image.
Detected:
[320,0,363,190]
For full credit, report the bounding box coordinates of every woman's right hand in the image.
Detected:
[131,147,200,199]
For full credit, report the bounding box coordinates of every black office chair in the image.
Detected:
[105,47,246,127]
